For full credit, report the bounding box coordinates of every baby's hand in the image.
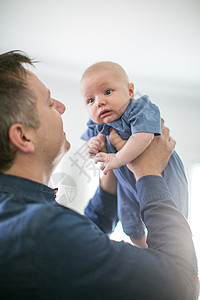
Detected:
[95,153,122,175]
[88,134,106,156]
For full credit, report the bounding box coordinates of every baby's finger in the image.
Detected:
[92,139,104,151]
[102,165,110,175]
[88,144,99,153]
[89,139,100,147]
[94,153,107,163]
[100,162,106,171]
[95,139,105,150]
[88,149,98,155]
[98,162,109,175]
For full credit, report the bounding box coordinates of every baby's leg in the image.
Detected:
[117,178,147,246]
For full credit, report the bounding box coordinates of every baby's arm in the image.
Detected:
[95,132,154,174]
[87,134,106,156]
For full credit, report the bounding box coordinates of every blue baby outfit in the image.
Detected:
[81,95,188,238]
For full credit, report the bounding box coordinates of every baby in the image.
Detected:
[81,61,188,248]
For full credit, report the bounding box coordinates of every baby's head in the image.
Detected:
[80,61,134,124]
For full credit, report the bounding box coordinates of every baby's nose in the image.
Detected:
[97,96,106,107]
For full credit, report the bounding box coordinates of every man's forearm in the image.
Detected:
[85,174,199,299]
[84,185,118,234]
[137,175,199,298]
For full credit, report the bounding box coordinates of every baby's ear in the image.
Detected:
[129,83,134,99]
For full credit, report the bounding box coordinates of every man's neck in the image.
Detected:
[4,158,52,186]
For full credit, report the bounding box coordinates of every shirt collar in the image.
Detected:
[0,173,57,205]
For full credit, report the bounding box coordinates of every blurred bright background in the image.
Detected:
[0,0,200,281]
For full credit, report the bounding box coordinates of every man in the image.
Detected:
[0,50,199,299]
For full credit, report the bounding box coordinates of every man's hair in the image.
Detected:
[0,50,39,172]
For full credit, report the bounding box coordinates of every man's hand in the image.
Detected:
[109,128,126,151]
[110,119,176,181]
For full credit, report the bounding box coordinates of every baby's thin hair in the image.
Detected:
[81,61,130,83]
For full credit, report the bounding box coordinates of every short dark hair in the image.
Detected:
[0,50,39,171]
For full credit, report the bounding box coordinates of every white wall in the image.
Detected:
[0,0,199,228]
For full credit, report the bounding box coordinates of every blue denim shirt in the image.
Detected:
[0,174,198,299]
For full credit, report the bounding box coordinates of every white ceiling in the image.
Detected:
[0,0,199,89]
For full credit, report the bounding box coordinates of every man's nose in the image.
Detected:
[53,99,66,115]
[96,96,106,108]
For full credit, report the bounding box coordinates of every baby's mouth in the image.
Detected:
[99,109,112,119]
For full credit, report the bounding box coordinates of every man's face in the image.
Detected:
[26,71,70,167]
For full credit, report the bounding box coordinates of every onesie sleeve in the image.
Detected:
[128,95,161,135]
[80,119,98,141]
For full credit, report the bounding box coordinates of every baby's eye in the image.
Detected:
[105,89,112,95]
[88,98,95,104]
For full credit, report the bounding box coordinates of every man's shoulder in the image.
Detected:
[36,204,101,240]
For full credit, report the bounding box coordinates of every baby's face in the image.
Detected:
[80,69,133,124]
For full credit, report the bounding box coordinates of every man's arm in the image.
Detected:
[84,170,118,234]
[83,119,199,299]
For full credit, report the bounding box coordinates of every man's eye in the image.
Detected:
[105,89,112,95]
[88,98,95,104]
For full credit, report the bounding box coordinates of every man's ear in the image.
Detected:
[8,123,35,153]
[129,83,134,99]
